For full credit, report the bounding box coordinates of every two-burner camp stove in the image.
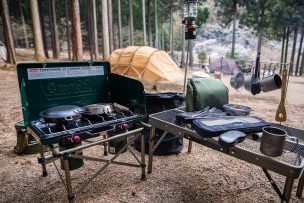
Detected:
[17,62,150,202]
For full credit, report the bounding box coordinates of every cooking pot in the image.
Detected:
[260,126,298,157]
[40,105,85,123]
[83,103,115,115]
[230,72,245,92]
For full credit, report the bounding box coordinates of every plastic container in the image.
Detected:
[14,120,41,154]
[109,135,127,154]
[59,143,84,170]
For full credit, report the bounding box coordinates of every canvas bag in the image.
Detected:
[186,77,229,112]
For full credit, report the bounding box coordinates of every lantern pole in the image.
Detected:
[183,41,190,94]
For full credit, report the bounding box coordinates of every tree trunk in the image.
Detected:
[181,25,185,67]
[161,17,164,50]
[101,0,110,59]
[128,17,131,45]
[147,0,152,46]
[129,0,134,45]
[300,46,304,76]
[154,0,158,48]
[289,24,298,75]
[113,23,119,50]
[92,0,98,59]
[49,0,60,59]
[108,0,114,52]
[169,0,173,55]
[30,0,46,61]
[117,0,122,48]
[284,27,290,64]
[231,0,237,58]
[70,0,83,61]
[0,0,16,64]
[280,27,286,74]
[88,1,94,61]
[18,2,29,49]
[65,0,71,60]
[256,0,265,53]
[295,31,304,76]
[38,0,49,59]
[142,0,147,45]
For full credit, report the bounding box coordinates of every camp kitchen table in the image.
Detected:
[147,108,304,202]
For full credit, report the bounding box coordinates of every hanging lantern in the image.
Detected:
[183,0,198,19]
[183,0,198,40]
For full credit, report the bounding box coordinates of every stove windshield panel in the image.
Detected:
[17,62,111,125]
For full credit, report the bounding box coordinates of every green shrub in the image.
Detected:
[225,51,249,72]
[198,51,207,64]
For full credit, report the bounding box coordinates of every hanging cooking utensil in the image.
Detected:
[275,68,288,122]
[251,51,261,95]
[40,105,85,123]
[83,103,115,115]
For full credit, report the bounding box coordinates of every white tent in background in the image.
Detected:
[209,58,241,75]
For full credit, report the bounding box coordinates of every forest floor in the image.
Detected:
[0,49,304,203]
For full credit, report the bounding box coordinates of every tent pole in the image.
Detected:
[183,40,191,94]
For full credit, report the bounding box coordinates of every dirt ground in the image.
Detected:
[0,50,304,203]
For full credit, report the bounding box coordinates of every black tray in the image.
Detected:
[192,116,270,137]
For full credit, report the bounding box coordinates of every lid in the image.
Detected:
[17,61,111,125]
[40,105,85,119]
[223,104,251,113]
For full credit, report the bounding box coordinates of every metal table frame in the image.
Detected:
[28,125,148,203]
[148,108,304,203]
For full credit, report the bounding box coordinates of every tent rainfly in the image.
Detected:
[109,46,183,81]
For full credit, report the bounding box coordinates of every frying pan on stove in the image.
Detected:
[82,103,115,116]
[40,105,85,123]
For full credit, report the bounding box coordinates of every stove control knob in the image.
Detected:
[121,123,129,130]
[72,135,81,144]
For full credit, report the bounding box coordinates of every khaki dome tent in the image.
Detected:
[109,46,183,81]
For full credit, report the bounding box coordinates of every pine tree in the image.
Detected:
[30,0,46,61]
[0,0,16,64]
[214,0,244,58]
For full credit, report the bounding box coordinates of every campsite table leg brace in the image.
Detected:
[148,108,304,202]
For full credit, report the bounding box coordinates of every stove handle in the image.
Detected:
[83,125,116,137]
[65,116,73,121]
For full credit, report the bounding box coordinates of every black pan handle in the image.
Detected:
[64,116,74,121]
[254,51,261,79]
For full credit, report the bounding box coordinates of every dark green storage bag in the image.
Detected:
[186,77,229,112]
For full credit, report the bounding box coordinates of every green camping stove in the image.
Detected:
[17,61,149,202]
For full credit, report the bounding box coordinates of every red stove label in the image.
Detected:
[27,66,104,80]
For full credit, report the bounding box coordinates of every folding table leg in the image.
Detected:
[188,140,193,153]
[140,133,146,180]
[187,126,193,153]
[63,156,75,203]
[103,136,108,156]
[148,126,155,174]
[296,173,304,197]
[283,177,294,202]
[39,144,48,177]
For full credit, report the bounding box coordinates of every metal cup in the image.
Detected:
[260,74,282,92]
[244,75,253,92]
[230,72,245,92]
[260,126,298,157]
